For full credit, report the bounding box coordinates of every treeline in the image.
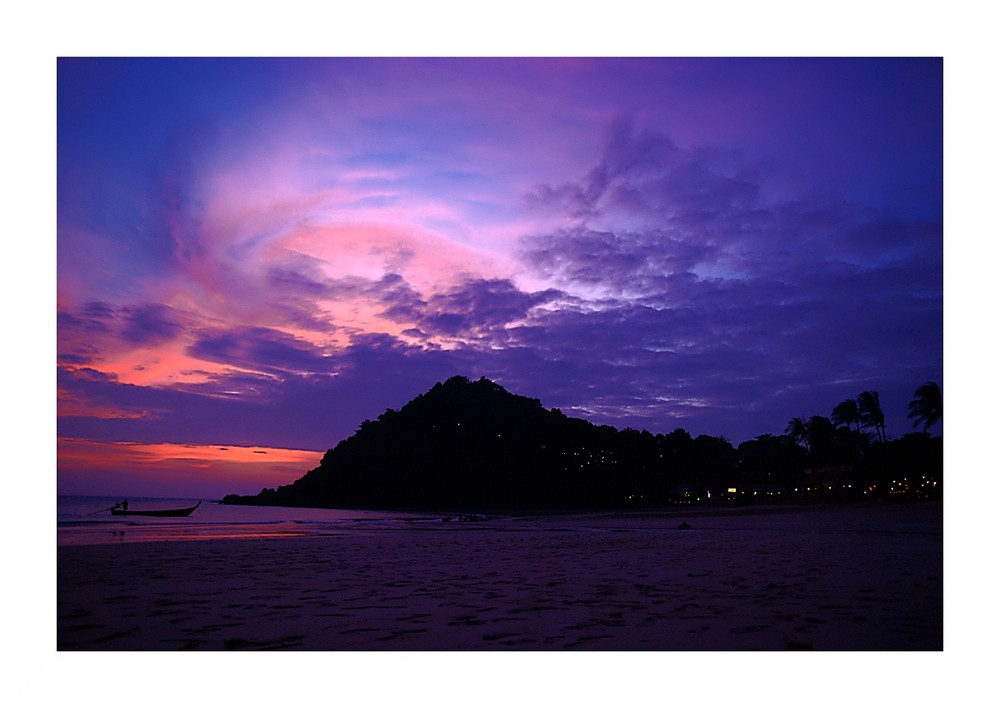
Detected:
[223,376,942,511]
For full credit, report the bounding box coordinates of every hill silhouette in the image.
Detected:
[222,375,942,511]
[224,376,718,510]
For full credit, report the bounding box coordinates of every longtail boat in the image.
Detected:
[110,501,201,517]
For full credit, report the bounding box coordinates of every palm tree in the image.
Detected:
[831,399,861,432]
[857,390,886,443]
[785,417,809,451]
[908,382,942,433]
[806,415,836,463]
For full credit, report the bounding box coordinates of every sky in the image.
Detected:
[56,57,943,497]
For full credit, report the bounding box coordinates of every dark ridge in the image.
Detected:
[222,375,942,512]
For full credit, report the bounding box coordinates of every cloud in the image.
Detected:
[58,301,187,365]
[187,326,333,376]
[371,272,427,324]
[523,227,713,297]
[418,278,561,338]
[121,304,183,345]
[506,118,943,439]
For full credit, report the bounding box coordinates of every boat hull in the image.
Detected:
[110,502,201,517]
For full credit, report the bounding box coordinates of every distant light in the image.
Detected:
[727,487,737,493]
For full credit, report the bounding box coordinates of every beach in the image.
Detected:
[57,502,942,651]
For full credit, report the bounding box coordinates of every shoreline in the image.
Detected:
[216,497,937,520]
[58,502,942,650]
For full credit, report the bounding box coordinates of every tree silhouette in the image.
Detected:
[785,417,809,451]
[736,434,806,487]
[857,390,886,444]
[908,381,942,433]
[806,415,836,464]
[832,399,861,433]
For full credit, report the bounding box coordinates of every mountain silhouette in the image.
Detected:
[224,376,700,510]
[222,375,942,511]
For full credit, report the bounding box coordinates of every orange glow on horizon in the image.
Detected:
[59,437,323,469]
[58,438,325,496]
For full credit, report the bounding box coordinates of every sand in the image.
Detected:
[57,502,942,651]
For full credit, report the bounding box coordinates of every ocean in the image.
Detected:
[56,495,438,546]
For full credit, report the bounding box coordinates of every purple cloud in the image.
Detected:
[419,279,561,338]
[188,326,333,376]
[121,304,183,345]
[506,119,941,439]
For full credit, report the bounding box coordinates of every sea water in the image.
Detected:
[57,495,437,546]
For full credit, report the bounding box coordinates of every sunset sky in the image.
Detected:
[57,57,943,497]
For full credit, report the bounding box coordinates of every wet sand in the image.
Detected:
[57,502,942,650]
